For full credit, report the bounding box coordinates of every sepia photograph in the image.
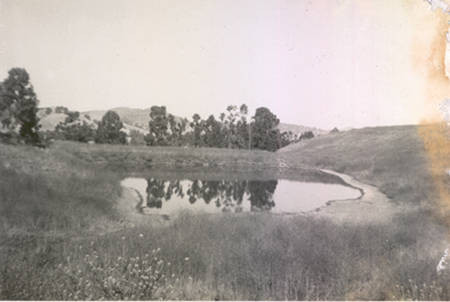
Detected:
[0,0,449,300]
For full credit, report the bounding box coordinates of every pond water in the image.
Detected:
[120,177,361,215]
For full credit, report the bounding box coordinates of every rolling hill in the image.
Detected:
[83,107,152,130]
[37,107,148,134]
[37,107,96,131]
[277,122,328,137]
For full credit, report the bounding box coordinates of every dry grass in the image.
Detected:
[53,140,279,172]
[1,211,449,300]
[0,143,121,235]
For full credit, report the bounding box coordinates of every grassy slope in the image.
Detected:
[279,125,437,205]
[0,143,121,235]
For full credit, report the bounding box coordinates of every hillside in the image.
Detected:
[83,107,151,130]
[37,112,67,131]
[278,124,444,206]
[83,107,190,133]
[37,107,147,134]
[38,107,95,131]
[278,122,328,136]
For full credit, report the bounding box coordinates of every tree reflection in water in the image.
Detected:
[146,179,165,208]
[145,178,278,212]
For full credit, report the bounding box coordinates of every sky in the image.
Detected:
[0,0,448,129]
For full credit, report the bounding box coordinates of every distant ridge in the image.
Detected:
[83,107,152,130]
[277,122,328,137]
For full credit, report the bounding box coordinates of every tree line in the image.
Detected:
[51,104,298,151]
[142,104,295,151]
[0,68,314,151]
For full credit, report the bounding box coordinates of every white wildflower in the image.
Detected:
[437,248,449,273]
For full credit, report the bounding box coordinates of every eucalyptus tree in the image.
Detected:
[146,106,169,146]
[167,114,188,146]
[190,113,204,147]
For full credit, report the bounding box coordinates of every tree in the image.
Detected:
[167,114,177,145]
[251,107,281,151]
[55,106,69,114]
[224,105,238,148]
[56,121,96,143]
[330,127,339,134]
[95,110,126,144]
[217,104,250,149]
[65,111,80,123]
[299,131,314,140]
[55,112,96,143]
[0,68,41,145]
[204,115,223,147]
[236,104,249,149]
[280,131,296,147]
[129,129,146,145]
[145,106,169,146]
[190,113,204,147]
[167,114,187,146]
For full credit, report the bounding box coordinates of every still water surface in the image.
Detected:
[121,177,361,215]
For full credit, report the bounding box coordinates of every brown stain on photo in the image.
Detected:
[411,2,450,229]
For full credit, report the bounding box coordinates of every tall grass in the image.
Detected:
[0,143,121,235]
[2,210,449,300]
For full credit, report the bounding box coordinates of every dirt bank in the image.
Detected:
[313,169,402,224]
[115,187,173,227]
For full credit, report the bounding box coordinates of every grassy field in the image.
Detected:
[53,141,280,172]
[1,125,450,300]
[0,143,122,236]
